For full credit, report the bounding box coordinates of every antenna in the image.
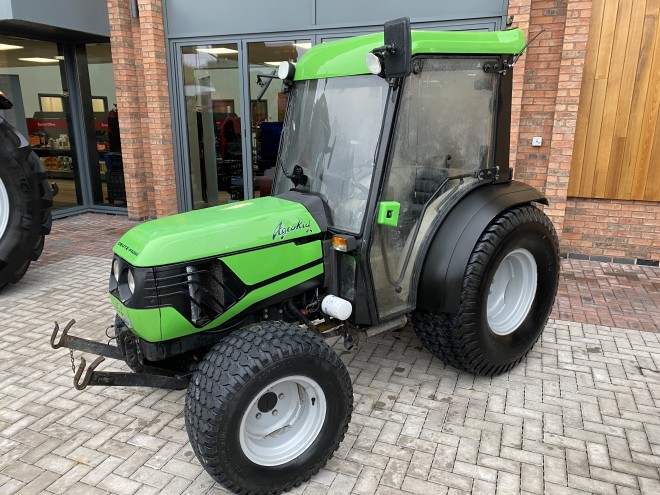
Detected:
[512,29,546,67]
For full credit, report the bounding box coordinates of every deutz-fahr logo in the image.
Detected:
[117,241,139,257]
[273,220,313,240]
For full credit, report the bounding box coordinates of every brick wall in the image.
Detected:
[106,0,177,219]
[507,0,531,167]
[511,0,567,196]
[510,0,659,262]
[563,199,660,261]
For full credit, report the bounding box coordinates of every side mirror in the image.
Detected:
[383,17,412,78]
[0,91,13,110]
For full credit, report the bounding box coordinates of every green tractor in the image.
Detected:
[51,18,559,494]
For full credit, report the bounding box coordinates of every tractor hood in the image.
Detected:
[113,197,322,267]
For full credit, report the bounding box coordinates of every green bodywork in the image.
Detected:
[113,197,320,267]
[294,29,526,81]
[110,259,323,342]
[111,197,325,342]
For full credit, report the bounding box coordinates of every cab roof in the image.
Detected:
[294,29,526,81]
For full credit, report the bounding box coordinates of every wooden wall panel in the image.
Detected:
[569,0,660,201]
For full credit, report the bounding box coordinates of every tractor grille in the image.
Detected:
[154,259,246,327]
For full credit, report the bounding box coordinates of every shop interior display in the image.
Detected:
[0,36,122,210]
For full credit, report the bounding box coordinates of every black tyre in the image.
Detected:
[185,321,353,494]
[413,205,559,376]
[0,118,53,291]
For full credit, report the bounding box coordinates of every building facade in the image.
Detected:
[2,0,658,263]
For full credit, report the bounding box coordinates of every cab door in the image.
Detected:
[368,56,499,320]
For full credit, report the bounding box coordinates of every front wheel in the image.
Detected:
[413,205,559,376]
[185,321,353,494]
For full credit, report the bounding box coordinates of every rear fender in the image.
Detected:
[416,181,548,314]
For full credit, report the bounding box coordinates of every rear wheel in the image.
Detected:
[0,121,53,291]
[185,321,353,494]
[413,205,559,376]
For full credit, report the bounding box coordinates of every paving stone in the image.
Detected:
[97,473,142,495]
[1,218,659,495]
[12,470,59,495]
[352,466,383,495]
[0,462,43,484]
[565,448,590,477]
[346,449,389,470]
[568,474,617,495]
[496,471,520,495]
[380,458,408,489]
[521,463,543,494]
[587,442,612,469]
[60,482,109,495]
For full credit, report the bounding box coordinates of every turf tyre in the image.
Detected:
[185,321,353,494]
[0,117,52,291]
[413,205,559,376]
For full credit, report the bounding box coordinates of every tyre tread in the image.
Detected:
[413,205,559,376]
[185,321,353,495]
[0,125,52,289]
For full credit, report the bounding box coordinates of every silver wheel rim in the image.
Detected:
[0,176,10,240]
[239,375,326,466]
[487,248,537,336]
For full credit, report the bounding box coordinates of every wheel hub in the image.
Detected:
[486,248,537,336]
[0,176,10,240]
[239,375,326,466]
[257,391,278,413]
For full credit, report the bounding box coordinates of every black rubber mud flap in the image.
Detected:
[416,180,547,314]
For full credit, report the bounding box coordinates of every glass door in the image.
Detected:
[181,43,242,208]
[246,40,311,198]
[87,42,124,207]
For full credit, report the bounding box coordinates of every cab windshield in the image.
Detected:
[273,76,389,233]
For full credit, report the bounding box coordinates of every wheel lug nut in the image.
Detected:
[279,394,285,400]
[272,409,278,416]
[256,413,261,419]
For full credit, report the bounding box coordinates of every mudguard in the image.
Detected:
[416,180,548,314]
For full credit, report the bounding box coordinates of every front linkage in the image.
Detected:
[50,319,188,390]
[50,315,407,391]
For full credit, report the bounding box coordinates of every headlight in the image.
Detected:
[127,269,135,294]
[112,259,120,281]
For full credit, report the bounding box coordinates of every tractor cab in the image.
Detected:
[272,19,526,325]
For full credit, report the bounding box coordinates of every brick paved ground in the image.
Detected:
[0,213,658,494]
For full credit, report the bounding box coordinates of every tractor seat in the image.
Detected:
[412,168,449,216]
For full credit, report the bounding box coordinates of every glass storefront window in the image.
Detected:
[179,40,311,209]
[247,40,310,198]
[182,43,241,209]
[88,43,124,207]
[0,35,81,210]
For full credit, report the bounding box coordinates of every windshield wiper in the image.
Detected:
[256,70,278,102]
